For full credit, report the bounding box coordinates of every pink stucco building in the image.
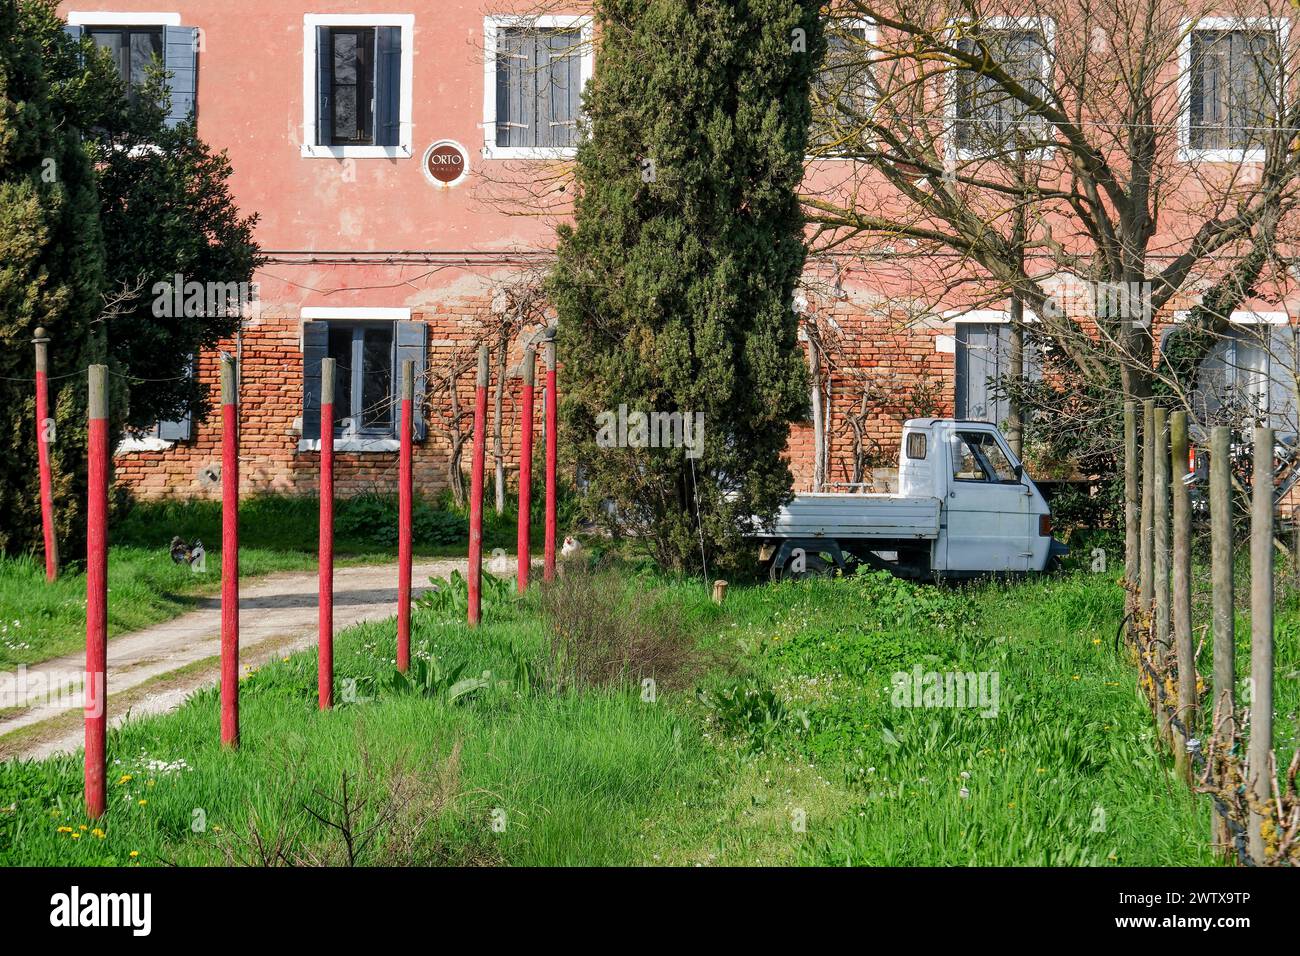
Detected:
[57,2,1300,500]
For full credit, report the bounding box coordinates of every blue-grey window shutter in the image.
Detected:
[497,29,532,147]
[162,26,199,128]
[62,24,85,69]
[547,29,581,148]
[1269,326,1298,434]
[956,324,1000,422]
[316,26,333,145]
[303,321,329,441]
[395,321,428,441]
[156,356,194,441]
[375,26,402,147]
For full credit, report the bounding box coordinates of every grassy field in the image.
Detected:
[0,493,529,667]
[5,555,1288,867]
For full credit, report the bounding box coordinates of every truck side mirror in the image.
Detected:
[1014,463,1024,481]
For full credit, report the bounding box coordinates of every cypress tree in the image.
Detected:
[551,0,821,573]
[0,0,107,558]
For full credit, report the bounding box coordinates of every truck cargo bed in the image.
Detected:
[767,493,941,540]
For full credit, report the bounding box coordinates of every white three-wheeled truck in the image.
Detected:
[756,418,1068,581]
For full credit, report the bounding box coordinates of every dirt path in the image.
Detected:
[0,559,470,761]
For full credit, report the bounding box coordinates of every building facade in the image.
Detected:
[57,2,1300,501]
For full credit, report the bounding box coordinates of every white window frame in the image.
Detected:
[301,13,415,160]
[944,308,1041,324]
[944,16,1056,163]
[808,17,877,162]
[482,14,595,160]
[297,307,410,452]
[1178,17,1289,164]
[67,11,181,26]
[1172,309,1289,324]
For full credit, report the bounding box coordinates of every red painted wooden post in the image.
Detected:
[397,360,414,670]
[318,357,335,708]
[220,357,240,747]
[33,328,58,581]
[468,345,489,625]
[84,365,108,819]
[517,346,535,593]
[544,340,558,583]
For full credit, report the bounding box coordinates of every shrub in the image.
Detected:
[538,562,701,693]
[335,495,467,548]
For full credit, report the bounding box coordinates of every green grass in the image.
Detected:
[7,559,1288,866]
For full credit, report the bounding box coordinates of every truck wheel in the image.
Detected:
[770,552,833,582]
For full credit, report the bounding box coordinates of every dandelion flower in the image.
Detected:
[70,832,81,839]
[57,826,73,833]
[117,775,132,785]
[137,800,148,807]
[92,828,105,839]
[129,850,139,858]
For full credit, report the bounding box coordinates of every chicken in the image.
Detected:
[169,536,204,567]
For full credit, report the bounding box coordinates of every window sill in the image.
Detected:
[117,436,175,453]
[298,437,401,453]
[481,145,577,160]
[1179,147,1265,164]
[948,146,1056,163]
[300,144,412,159]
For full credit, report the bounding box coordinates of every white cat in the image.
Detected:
[561,536,582,557]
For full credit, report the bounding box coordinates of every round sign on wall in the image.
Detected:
[423,140,469,188]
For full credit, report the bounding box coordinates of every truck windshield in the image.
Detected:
[951,431,1019,483]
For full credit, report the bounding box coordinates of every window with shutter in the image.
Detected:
[1185,23,1281,159]
[955,321,1043,427]
[1192,321,1299,434]
[810,20,873,155]
[484,16,593,159]
[951,20,1053,158]
[303,15,412,158]
[300,316,427,449]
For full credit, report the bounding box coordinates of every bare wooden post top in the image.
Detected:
[88,365,108,419]
[220,356,237,406]
[544,339,557,371]
[522,346,536,387]
[477,345,490,387]
[320,356,335,406]
[402,358,414,401]
[33,327,50,373]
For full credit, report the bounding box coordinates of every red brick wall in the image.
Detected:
[115,296,550,501]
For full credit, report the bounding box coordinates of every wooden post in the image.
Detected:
[318,358,335,709]
[468,346,488,626]
[1209,425,1235,858]
[1140,400,1155,617]
[220,356,239,748]
[544,339,558,583]
[1153,407,1171,744]
[1248,426,1274,863]
[1124,401,1139,637]
[33,327,58,581]
[1170,410,1194,783]
[397,360,414,670]
[84,365,108,819]
[712,580,727,604]
[517,347,535,593]
[1294,516,1300,592]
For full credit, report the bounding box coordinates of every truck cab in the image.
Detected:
[900,419,1055,574]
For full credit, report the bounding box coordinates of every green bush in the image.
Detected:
[333,495,468,547]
